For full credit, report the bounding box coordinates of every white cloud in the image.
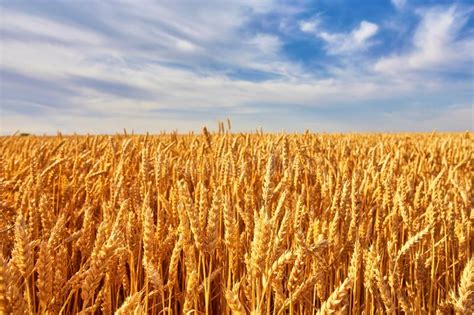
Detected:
[249,34,282,55]
[391,0,407,10]
[300,19,379,54]
[353,21,378,43]
[0,34,419,116]
[375,6,473,74]
[299,18,320,33]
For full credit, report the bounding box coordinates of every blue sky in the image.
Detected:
[0,0,473,133]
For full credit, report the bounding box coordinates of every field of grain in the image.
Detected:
[0,131,472,314]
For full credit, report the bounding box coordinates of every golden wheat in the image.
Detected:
[0,129,471,314]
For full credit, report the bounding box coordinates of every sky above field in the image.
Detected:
[0,0,473,133]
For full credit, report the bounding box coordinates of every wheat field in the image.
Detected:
[0,129,472,314]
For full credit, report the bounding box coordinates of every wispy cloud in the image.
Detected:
[375,5,473,74]
[300,17,379,54]
[0,8,103,45]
